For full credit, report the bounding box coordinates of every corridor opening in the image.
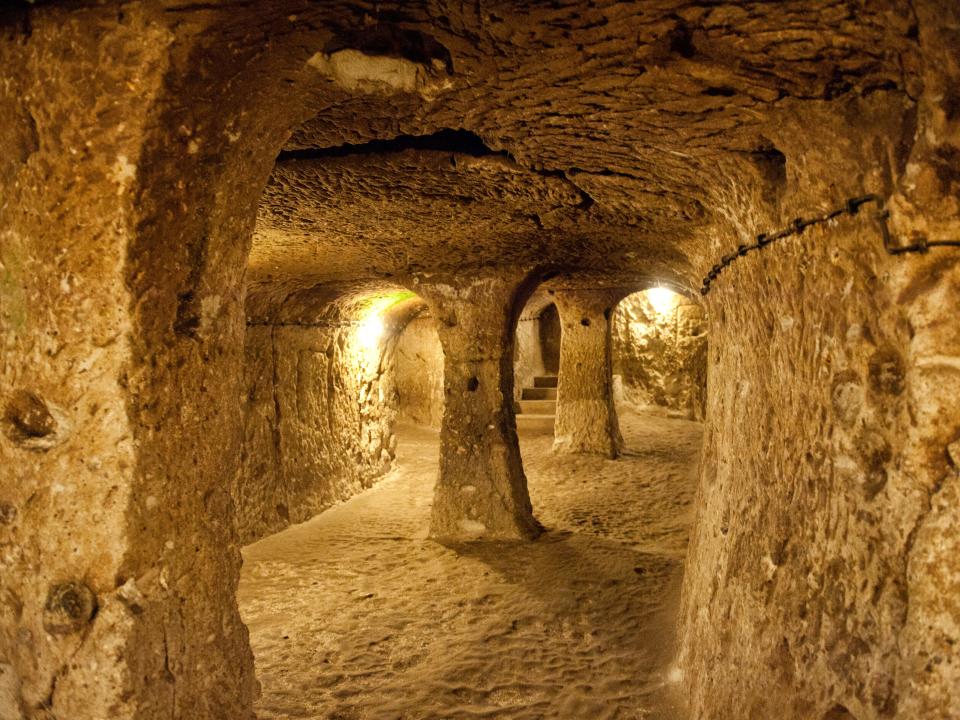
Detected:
[239,299,704,719]
[512,283,708,449]
[514,296,563,435]
[3,5,959,720]
[235,289,427,542]
[611,287,708,422]
[539,303,562,375]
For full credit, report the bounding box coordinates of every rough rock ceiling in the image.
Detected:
[245,0,916,310]
[251,130,707,283]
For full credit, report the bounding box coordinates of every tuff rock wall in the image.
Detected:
[612,290,707,420]
[393,315,444,429]
[0,12,166,717]
[237,324,397,544]
[513,315,548,401]
[680,220,960,720]
[0,5,273,717]
[678,17,960,715]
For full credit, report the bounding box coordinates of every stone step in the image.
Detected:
[533,375,559,388]
[515,414,555,433]
[517,399,557,415]
[521,387,557,400]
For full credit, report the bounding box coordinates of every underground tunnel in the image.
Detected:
[1,2,959,720]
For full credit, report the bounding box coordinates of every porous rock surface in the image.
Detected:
[552,289,625,458]
[0,2,957,719]
[237,323,397,544]
[612,290,708,420]
[393,312,445,428]
[680,221,960,720]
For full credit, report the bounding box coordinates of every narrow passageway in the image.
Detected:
[5,6,960,718]
[239,409,701,719]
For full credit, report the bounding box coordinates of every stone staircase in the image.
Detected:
[514,375,557,432]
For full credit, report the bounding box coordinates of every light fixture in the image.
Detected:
[647,285,676,315]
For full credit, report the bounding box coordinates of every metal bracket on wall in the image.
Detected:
[700,194,960,296]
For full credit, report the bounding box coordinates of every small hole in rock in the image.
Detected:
[467,377,480,392]
[703,85,736,96]
[668,23,695,58]
[43,581,98,635]
[3,390,56,443]
[823,705,857,720]
[580,318,591,327]
[867,345,905,396]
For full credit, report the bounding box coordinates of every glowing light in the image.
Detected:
[354,290,416,351]
[647,286,677,315]
[357,314,384,348]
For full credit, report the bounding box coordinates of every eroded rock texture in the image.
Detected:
[553,290,624,458]
[675,6,960,714]
[679,223,960,720]
[237,323,396,543]
[0,1,958,719]
[1,7,258,719]
[415,272,541,540]
[612,290,708,420]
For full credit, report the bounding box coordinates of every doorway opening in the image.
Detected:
[514,296,563,435]
[539,303,562,375]
[611,287,708,421]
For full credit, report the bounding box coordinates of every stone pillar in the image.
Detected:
[414,272,541,541]
[552,290,624,458]
[0,13,183,720]
[0,7,285,718]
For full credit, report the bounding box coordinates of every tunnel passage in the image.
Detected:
[513,295,562,434]
[539,304,562,375]
[239,391,704,719]
[611,288,708,421]
[238,298,705,719]
[237,288,426,543]
[1,3,959,720]
[511,284,708,445]
[237,275,709,715]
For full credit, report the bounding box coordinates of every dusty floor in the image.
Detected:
[238,408,702,719]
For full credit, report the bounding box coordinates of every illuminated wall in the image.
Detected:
[236,301,402,543]
[611,288,708,420]
[394,314,445,428]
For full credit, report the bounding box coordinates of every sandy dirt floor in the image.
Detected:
[238,407,702,720]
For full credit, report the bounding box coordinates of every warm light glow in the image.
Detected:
[647,286,677,315]
[357,314,384,348]
[353,290,416,351]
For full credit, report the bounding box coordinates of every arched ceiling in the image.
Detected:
[243,0,917,312]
